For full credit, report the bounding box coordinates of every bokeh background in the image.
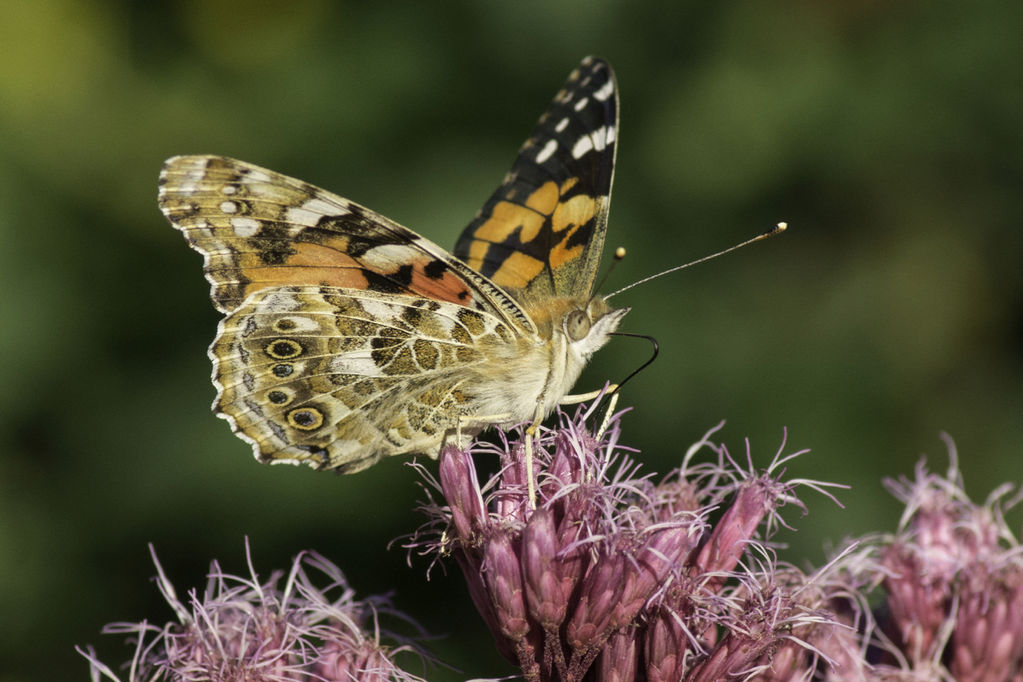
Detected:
[2,1,1021,680]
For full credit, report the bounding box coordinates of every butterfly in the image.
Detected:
[159,56,628,475]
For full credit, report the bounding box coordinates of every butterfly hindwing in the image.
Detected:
[454,56,618,302]
[211,286,519,472]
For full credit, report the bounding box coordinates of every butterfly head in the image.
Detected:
[562,296,629,362]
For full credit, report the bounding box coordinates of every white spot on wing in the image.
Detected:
[574,97,589,112]
[433,313,456,336]
[303,197,345,215]
[330,438,363,458]
[192,219,214,238]
[244,169,272,183]
[555,117,569,133]
[174,180,199,196]
[285,207,321,228]
[221,185,237,195]
[330,351,386,378]
[275,315,319,333]
[285,197,348,229]
[231,217,260,237]
[359,297,398,322]
[262,290,303,312]
[361,243,416,270]
[594,79,614,101]
[284,208,319,229]
[572,126,614,159]
[572,136,594,159]
[220,200,238,214]
[535,139,558,164]
[170,162,206,196]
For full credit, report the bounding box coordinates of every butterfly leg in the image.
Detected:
[523,407,544,509]
[453,410,540,508]
[560,383,620,446]
[559,384,620,405]
[453,412,514,448]
[594,390,620,441]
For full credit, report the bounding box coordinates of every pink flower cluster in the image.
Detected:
[412,412,853,681]
[82,413,1023,681]
[871,438,1023,681]
[79,543,427,682]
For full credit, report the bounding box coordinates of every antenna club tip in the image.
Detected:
[614,246,626,260]
[757,221,787,239]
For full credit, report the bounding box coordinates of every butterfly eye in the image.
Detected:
[564,309,592,341]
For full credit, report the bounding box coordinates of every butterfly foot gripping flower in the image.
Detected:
[410,408,855,681]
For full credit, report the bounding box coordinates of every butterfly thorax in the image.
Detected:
[478,295,627,424]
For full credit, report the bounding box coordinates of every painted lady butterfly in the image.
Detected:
[160,56,627,474]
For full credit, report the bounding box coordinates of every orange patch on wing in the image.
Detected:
[463,180,602,286]
[525,181,559,214]
[489,251,545,290]
[408,263,473,305]
[473,200,545,245]
[549,242,582,270]
[552,195,597,234]
[289,240,357,266]
[549,195,600,269]
[466,240,490,271]
[233,242,363,295]
[235,242,473,306]
[239,265,365,300]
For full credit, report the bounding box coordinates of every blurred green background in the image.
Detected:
[2,1,1021,680]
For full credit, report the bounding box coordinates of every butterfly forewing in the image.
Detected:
[159,155,534,333]
[454,56,618,302]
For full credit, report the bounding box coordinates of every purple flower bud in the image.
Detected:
[522,507,571,629]
[644,607,688,682]
[881,542,949,663]
[454,550,515,663]
[483,531,532,642]
[543,431,585,494]
[691,477,778,584]
[615,525,695,629]
[554,515,589,604]
[565,552,627,655]
[439,445,487,543]
[687,623,779,682]
[950,563,1023,682]
[497,443,531,520]
[594,627,639,682]
[650,478,703,521]
[313,641,400,682]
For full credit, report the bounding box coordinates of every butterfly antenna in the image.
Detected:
[605,222,787,300]
[590,246,627,305]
